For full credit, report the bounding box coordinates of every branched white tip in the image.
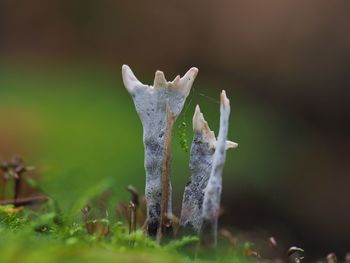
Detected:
[193,105,216,148]
[153,70,167,88]
[220,90,237,150]
[122,64,146,94]
[177,67,199,97]
[122,65,198,97]
[225,140,238,150]
[193,104,238,150]
[154,67,198,97]
[171,75,181,86]
[220,90,230,108]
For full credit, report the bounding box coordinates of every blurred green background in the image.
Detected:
[0,0,349,258]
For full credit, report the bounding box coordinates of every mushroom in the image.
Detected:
[122,65,198,237]
[180,101,237,234]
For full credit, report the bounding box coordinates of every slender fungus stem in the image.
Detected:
[1,179,6,199]
[288,247,305,263]
[14,177,21,203]
[0,163,8,199]
[199,90,233,248]
[128,201,137,247]
[128,201,136,234]
[122,65,198,238]
[180,104,237,234]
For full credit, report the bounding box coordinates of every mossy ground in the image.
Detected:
[0,204,251,263]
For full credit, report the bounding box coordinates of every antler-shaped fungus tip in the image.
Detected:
[176,67,199,96]
[193,105,216,148]
[153,70,167,88]
[122,64,146,94]
[220,90,230,108]
[226,140,238,149]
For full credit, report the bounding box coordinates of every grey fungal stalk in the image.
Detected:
[199,90,232,248]
[122,65,198,237]
[180,104,237,234]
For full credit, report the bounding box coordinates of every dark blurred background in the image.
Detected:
[0,0,350,259]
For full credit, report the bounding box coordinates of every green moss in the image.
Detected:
[0,207,251,263]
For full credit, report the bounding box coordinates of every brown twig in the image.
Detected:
[0,195,48,206]
[0,157,36,205]
[157,106,175,242]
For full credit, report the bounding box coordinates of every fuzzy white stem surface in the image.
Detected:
[122,65,198,236]
[180,100,237,234]
[200,90,233,247]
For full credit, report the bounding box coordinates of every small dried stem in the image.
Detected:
[14,177,21,203]
[157,106,176,241]
[1,178,7,199]
[128,201,136,234]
